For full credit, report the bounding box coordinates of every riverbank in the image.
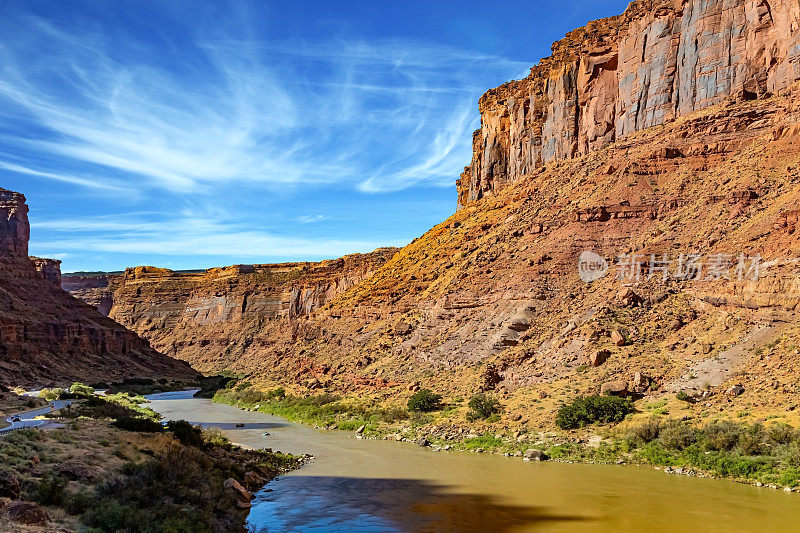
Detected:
[0,388,303,531]
[212,383,800,492]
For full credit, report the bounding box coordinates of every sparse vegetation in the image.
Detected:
[213,383,408,432]
[466,393,501,422]
[407,389,443,412]
[555,395,634,429]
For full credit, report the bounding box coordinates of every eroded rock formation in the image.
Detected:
[63,249,397,372]
[0,188,196,386]
[458,0,800,206]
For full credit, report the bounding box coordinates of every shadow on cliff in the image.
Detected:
[248,475,591,532]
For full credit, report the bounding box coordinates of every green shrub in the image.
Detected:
[737,424,766,456]
[407,389,442,412]
[466,394,501,421]
[112,416,164,433]
[702,420,742,451]
[675,391,694,404]
[33,472,68,506]
[69,382,95,397]
[39,388,65,401]
[201,427,230,447]
[628,417,661,444]
[767,423,798,446]
[658,420,696,450]
[555,396,633,429]
[166,420,204,447]
[265,387,286,400]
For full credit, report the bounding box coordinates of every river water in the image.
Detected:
[147,391,800,532]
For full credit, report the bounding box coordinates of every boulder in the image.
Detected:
[726,385,745,396]
[588,349,610,367]
[610,329,627,346]
[523,449,548,461]
[601,380,628,397]
[5,501,49,526]
[223,478,252,509]
[631,372,650,393]
[56,461,93,481]
[394,322,413,336]
[415,436,430,447]
[617,288,643,307]
[243,471,266,491]
[0,471,20,500]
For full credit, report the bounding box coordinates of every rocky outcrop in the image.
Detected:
[0,188,29,256]
[63,249,397,372]
[0,188,197,387]
[30,257,62,287]
[458,0,800,205]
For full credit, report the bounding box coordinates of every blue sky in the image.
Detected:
[0,0,630,273]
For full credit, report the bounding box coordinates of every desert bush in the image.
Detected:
[737,424,766,456]
[658,420,696,450]
[767,423,798,446]
[702,420,742,451]
[112,416,164,433]
[69,382,95,397]
[466,394,501,421]
[166,420,204,447]
[555,396,633,429]
[407,389,442,413]
[33,472,68,506]
[675,391,694,403]
[201,427,230,447]
[39,388,66,401]
[628,417,661,444]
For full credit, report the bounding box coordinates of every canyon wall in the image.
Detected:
[458,0,800,205]
[0,187,197,387]
[62,249,398,372]
[0,188,29,256]
[59,1,800,426]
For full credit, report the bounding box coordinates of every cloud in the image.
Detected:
[0,160,129,191]
[32,213,400,259]
[0,8,527,195]
[293,214,327,224]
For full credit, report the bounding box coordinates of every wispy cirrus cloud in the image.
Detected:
[0,11,526,195]
[32,213,396,259]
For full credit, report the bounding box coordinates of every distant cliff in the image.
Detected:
[0,187,197,387]
[458,0,800,205]
[63,249,398,372]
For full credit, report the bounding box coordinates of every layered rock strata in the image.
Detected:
[62,249,398,372]
[458,0,800,205]
[0,187,197,386]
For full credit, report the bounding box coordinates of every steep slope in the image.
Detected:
[0,188,197,387]
[62,249,398,373]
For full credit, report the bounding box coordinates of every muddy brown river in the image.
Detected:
[147,391,800,532]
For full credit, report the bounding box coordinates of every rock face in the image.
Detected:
[457,0,800,206]
[0,188,29,256]
[0,188,197,387]
[63,249,397,372]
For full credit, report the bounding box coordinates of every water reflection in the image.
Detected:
[249,476,588,532]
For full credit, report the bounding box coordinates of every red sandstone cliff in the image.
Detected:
[62,249,398,372]
[0,187,197,387]
[458,0,800,206]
